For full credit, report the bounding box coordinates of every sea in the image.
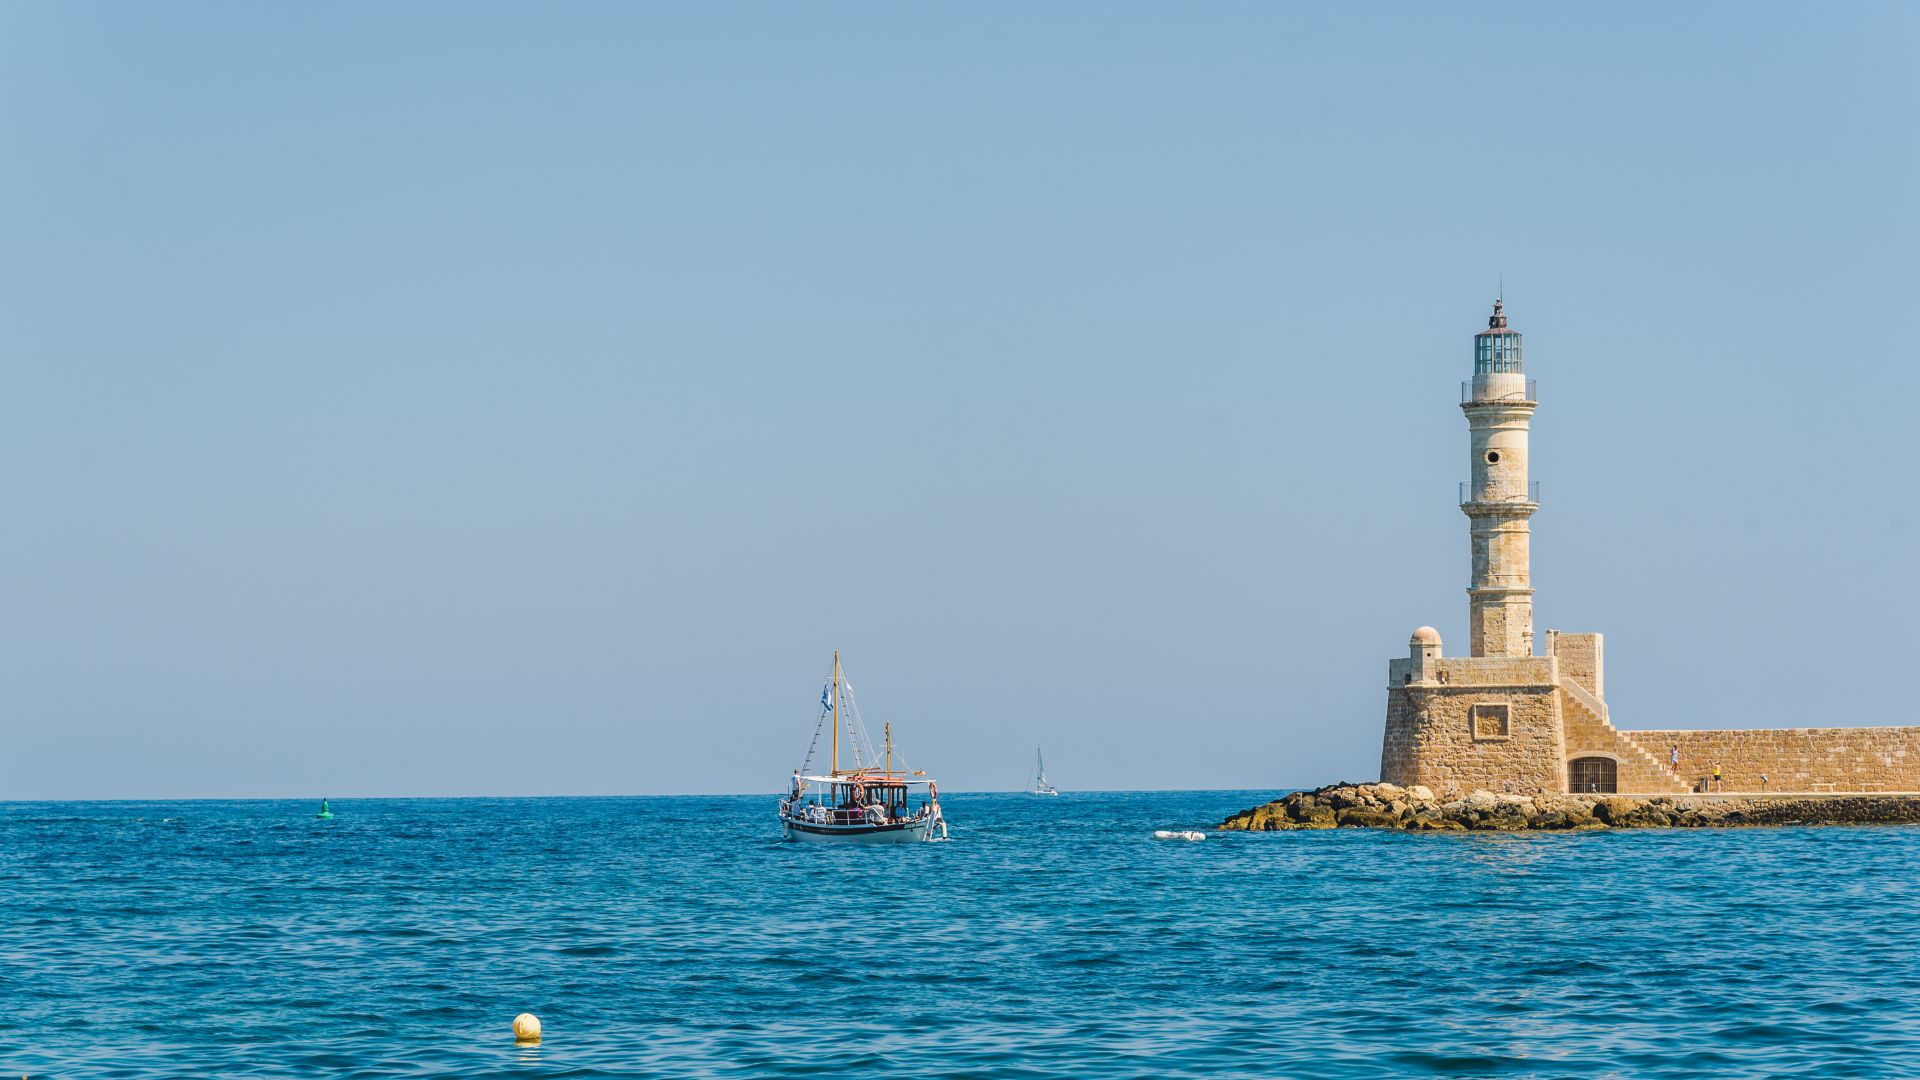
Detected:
[3,791,1918,1078]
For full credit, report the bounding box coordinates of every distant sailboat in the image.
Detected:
[1029,747,1058,796]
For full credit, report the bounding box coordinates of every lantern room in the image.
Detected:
[1474,298,1523,374]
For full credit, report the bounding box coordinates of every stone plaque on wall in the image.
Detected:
[1471,703,1511,741]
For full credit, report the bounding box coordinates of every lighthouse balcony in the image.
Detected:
[1462,378,1537,405]
[1460,481,1540,507]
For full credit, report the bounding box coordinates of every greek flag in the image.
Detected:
[821,684,832,711]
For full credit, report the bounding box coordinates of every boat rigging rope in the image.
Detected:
[793,666,924,790]
[842,681,873,772]
[798,689,831,778]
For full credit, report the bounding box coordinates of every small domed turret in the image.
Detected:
[1408,625,1443,681]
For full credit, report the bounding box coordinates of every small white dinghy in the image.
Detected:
[1153,830,1206,841]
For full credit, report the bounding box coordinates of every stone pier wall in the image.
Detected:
[1380,637,1920,797]
[1559,690,1690,794]
[1632,727,1920,793]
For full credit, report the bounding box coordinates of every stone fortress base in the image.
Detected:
[1381,628,1920,797]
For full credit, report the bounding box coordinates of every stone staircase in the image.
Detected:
[1558,680,1692,794]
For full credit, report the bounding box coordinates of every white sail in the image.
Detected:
[1030,746,1058,795]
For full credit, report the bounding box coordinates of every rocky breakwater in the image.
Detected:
[1219,783,1920,832]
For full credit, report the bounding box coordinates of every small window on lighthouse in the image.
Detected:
[1485,451,1501,464]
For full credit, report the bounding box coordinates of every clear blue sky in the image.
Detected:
[2,2,1915,798]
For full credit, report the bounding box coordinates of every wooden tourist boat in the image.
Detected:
[777,651,946,843]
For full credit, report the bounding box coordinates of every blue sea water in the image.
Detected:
[4,791,1919,1078]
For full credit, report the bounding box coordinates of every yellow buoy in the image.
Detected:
[513,1013,542,1043]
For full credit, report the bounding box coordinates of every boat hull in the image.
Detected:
[780,814,940,843]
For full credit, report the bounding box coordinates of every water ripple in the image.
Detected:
[3,793,1918,1077]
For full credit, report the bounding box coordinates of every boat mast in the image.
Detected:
[831,650,840,776]
[885,722,892,777]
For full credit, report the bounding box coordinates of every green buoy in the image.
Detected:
[316,798,334,820]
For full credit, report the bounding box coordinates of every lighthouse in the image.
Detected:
[1382,302,1715,798]
[1461,299,1537,658]
[1377,299,1915,798]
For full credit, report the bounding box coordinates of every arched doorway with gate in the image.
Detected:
[1568,756,1618,794]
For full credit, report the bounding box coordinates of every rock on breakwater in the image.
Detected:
[1219,783,1920,832]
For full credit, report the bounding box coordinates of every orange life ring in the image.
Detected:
[851,783,866,805]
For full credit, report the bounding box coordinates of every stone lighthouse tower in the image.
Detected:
[1462,299,1537,657]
